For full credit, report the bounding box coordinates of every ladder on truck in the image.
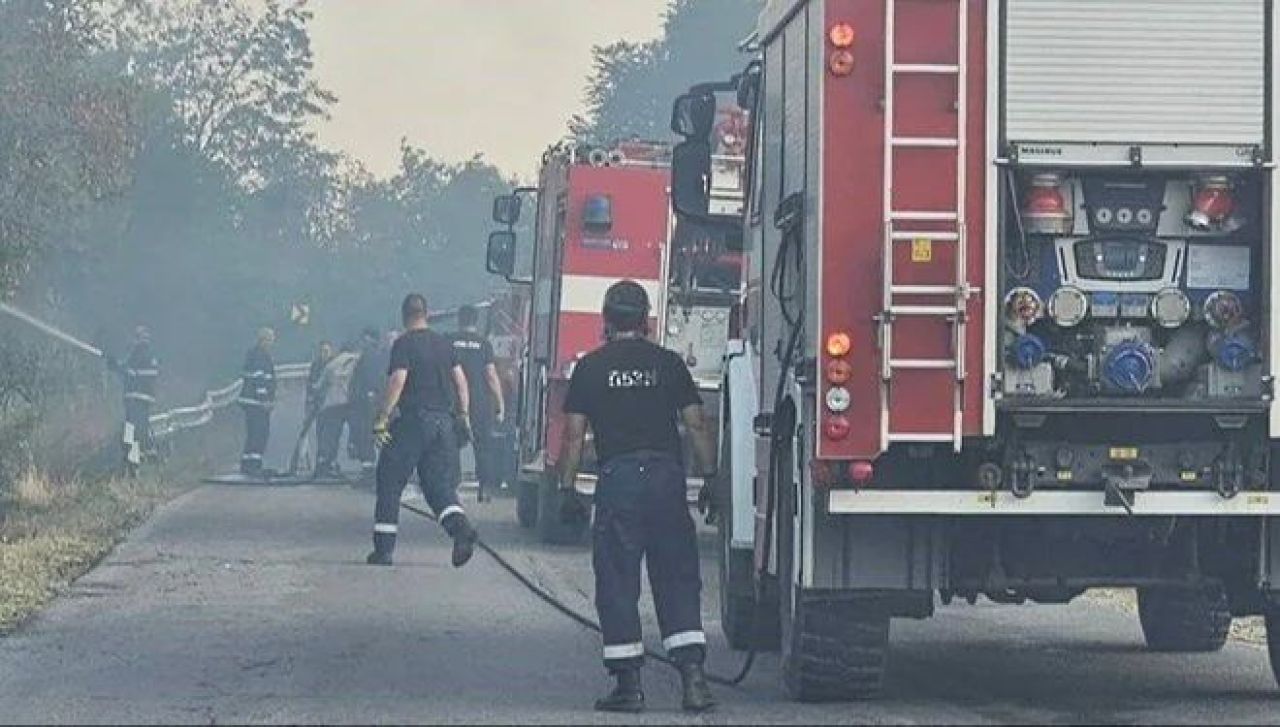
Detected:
[879,0,972,453]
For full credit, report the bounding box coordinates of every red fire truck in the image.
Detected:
[486,140,743,544]
[671,0,1280,702]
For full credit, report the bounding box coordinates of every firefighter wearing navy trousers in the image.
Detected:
[367,293,478,568]
[557,280,718,714]
[448,305,506,502]
[238,327,277,476]
[109,325,160,473]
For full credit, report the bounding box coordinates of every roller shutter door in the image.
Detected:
[1003,0,1267,159]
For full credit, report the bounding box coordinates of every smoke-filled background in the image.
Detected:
[0,0,761,489]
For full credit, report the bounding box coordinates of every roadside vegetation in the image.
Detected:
[0,469,177,631]
[0,0,759,629]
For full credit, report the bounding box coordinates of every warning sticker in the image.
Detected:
[911,238,933,263]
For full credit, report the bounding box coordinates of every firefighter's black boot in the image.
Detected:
[442,514,477,568]
[365,550,392,566]
[678,663,716,713]
[594,669,644,713]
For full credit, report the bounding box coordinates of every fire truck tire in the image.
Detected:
[774,424,888,701]
[534,473,586,545]
[1265,606,1280,688]
[1137,583,1231,653]
[782,599,891,702]
[516,478,538,528]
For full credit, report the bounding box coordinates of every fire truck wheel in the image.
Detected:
[516,478,538,528]
[1137,583,1231,653]
[775,427,888,701]
[1266,606,1280,689]
[534,473,586,545]
[782,599,891,702]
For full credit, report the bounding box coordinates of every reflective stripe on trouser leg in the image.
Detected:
[372,417,421,555]
[416,413,467,538]
[602,642,644,661]
[372,522,398,554]
[644,454,707,666]
[593,497,645,672]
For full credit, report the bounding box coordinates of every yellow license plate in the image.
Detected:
[1109,447,1139,461]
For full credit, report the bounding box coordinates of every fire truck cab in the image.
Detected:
[487,140,741,544]
[673,0,1280,702]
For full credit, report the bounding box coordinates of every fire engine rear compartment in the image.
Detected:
[748,0,1280,618]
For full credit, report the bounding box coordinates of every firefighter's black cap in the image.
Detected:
[603,280,650,331]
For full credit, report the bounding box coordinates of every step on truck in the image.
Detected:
[485,140,743,544]
[671,0,1280,702]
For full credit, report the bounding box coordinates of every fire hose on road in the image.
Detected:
[1,297,762,688]
[399,500,758,688]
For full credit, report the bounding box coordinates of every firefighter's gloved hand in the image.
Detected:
[373,415,392,449]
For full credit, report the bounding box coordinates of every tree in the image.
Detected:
[571,0,762,142]
[111,0,335,187]
[0,0,138,294]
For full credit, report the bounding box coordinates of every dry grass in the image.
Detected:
[0,469,184,632]
[9,467,59,509]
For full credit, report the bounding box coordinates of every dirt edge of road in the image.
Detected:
[0,414,239,633]
[0,471,190,632]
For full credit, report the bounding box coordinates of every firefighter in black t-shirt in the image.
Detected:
[447,305,506,502]
[558,280,718,714]
[367,293,479,568]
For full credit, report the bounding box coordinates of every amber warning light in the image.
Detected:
[827,22,856,76]
[826,332,852,358]
[828,23,856,48]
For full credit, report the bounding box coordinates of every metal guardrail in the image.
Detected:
[149,363,310,440]
[145,298,497,441]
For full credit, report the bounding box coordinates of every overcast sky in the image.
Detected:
[307,0,668,179]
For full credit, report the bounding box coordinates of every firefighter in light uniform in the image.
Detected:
[367,294,478,568]
[112,325,160,472]
[447,305,506,502]
[238,327,277,476]
[558,280,717,714]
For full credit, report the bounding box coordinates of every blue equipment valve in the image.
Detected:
[1103,341,1156,393]
[1211,332,1256,373]
[1010,333,1047,370]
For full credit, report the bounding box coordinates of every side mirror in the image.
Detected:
[670,92,717,139]
[492,195,522,226]
[486,230,517,278]
[671,139,712,219]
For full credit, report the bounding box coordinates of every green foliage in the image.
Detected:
[0,0,514,489]
[571,0,763,142]
[0,0,138,293]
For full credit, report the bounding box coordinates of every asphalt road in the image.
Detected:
[0,480,1278,725]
